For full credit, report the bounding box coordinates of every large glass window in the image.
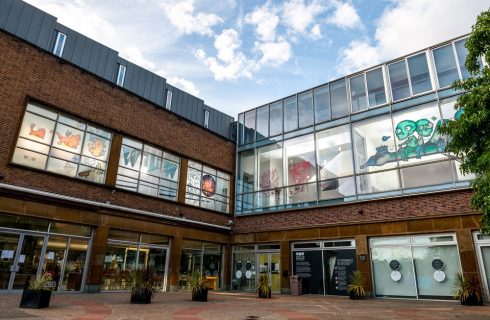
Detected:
[244,110,256,144]
[116,138,180,201]
[454,39,470,79]
[407,52,432,95]
[330,79,348,118]
[298,91,314,128]
[366,67,387,107]
[13,102,112,184]
[179,241,222,291]
[350,74,367,113]
[257,143,283,209]
[238,113,245,145]
[433,45,459,88]
[389,61,410,101]
[314,85,330,124]
[238,150,255,194]
[284,134,317,204]
[283,96,298,132]
[256,105,269,140]
[269,101,283,136]
[185,161,230,213]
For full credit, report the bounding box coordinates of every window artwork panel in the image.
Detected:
[46,157,78,177]
[52,123,84,154]
[162,159,179,181]
[18,112,55,143]
[352,115,398,174]
[186,168,201,188]
[12,148,48,170]
[82,133,110,162]
[119,145,142,170]
[392,102,446,166]
[141,152,162,176]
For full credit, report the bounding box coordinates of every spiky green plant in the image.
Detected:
[257,274,271,298]
[452,272,482,305]
[129,268,156,297]
[346,270,366,298]
[189,270,207,296]
[28,272,53,290]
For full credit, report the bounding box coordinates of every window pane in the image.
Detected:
[317,124,353,179]
[352,115,398,173]
[330,79,348,118]
[454,39,470,79]
[407,53,432,94]
[389,61,410,101]
[357,170,400,194]
[238,113,244,145]
[314,84,330,123]
[256,105,269,140]
[401,161,453,189]
[433,45,459,88]
[258,143,283,190]
[141,153,162,176]
[350,75,367,112]
[285,134,316,186]
[244,110,256,144]
[392,102,445,166]
[283,96,297,132]
[18,112,56,143]
[269,101,283,136]
[162,159,179,181]
[256,189,283,209]
[366,68,386,106]
[238,150,255,194]
[298,91,314,128]
[119,145,141,170]
[287,182,317,205]
[318,176,355,201]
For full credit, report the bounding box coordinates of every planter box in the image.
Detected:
[19,289,52,309]
[461,294,483,306]
[258,287,272,299]
[192,288,208,302]
[349,291,365,300]
[130,289,152,304]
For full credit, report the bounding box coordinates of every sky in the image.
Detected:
[24,0,489,119]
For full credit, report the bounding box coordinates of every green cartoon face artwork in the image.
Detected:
[395,120,416,140]
[416,118,433,137]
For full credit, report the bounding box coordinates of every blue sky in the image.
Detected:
[24,0,489,118]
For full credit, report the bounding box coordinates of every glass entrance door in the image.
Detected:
[12,234,46,290]
[257,252,281,293]
[0,233,20,290]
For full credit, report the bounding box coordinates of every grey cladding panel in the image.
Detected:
[156,78,166,105]
[15,4,34,39]
[35,11,56,49]
[0,0,14,30]
[4,0,23,34]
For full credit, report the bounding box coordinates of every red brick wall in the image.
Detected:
[0,32,235,226]
[234,189,475,233]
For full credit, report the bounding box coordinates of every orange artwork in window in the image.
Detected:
[54,130,81,149]
[29,123,46,139]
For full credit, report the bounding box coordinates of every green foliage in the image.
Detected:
[346,270,366,298]
[438,9,490,234]
[188,270,207,296]
[452,272,482,305]
[257,274,271,298]
[129,269,156,297]
[28,272,53,290]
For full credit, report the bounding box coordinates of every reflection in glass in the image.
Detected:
[454,39,470,79]
[256,106,269,140]
[258,143,283,191]
[350,75,367,113]
[401,161,453,189]
[330,79,348,119]
[407,53,432,94]
[433,45,459,88]
[298,91,314,128]
[284,96,298,132]
[62,238,88,291]
[232,252,256,292]
[102,244,138,290]
[244,110,256,144]
[366,68,386,107]
[356,170,400,194]
[269,101,283,136]
[13,235,44,289]
[43,236,67,291]
[0,234,19,290]
[314,84,330,123]
[389,61,410,101]
[316,124,353,179]
[238,150,255,194]
[318,176,355,201]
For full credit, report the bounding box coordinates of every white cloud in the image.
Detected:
[158,0,222,36]
[337,0,488,75]
[167,76,200,96]
[282,0,326,38]
[256,38,292,66]
[244,1,279,42]
[327,1,362,29]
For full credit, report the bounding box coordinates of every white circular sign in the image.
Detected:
[245,270,252,279]
[391,270,402,282]
[235,270,242,279]
[434,270,446,282]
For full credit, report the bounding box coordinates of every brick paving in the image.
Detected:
[0,292,489,320]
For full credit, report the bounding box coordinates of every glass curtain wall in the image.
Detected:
[179,240,223,290]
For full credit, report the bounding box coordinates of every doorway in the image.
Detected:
[258,252,281,293]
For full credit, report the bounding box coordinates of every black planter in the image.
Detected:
[130,288,152,304]
[461,294,483,306]
[258,287,272,298]
[19,289,52,309]
[349,291,365,300]
[192,288,208,302]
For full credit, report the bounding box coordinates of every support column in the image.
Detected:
[456,229,481,281]
[354,235,372,296]
[222,243,232,290]
[280,240,290,294]
[169,235,183,292]
[85,225,109,293]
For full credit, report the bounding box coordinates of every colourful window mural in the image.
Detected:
[12,102,112,183]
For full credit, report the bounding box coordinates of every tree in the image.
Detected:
[438,9,490,234]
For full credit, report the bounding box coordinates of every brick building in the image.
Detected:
[0,0,488,301]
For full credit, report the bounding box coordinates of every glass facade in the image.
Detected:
[236,36,472,215]
[116,138,180,201]
[13,102,113,184]
[179,240,223,290]
[185,161,230,213]
[370,234,461,299]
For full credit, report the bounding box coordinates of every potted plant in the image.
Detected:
[19,272,53,308]
[257,274,271,298]
[453,272,483,306]
[189,270,208,302]
[129,269,156,304]
[346,270,366,300]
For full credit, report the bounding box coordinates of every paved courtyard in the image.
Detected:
[1,292,489,320]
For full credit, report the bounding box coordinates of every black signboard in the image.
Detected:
[325,249,356,296]
[292,251,323,294]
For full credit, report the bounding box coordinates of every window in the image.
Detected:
[366,68,387,107]
[165,90,173,110]
[330,79,349,118]
[256,143,283,209]
[350,74,367,113]
[433,45,459,88]
[389,60,410,101]
[244,110,255,143]
[116,64,126,87]
[269,101,283,136]
[116,138,180,201]
[204,110,210,128]
[389,52,432,101]
[454,39,470,79]
[256,105,269,140]
[53,31,67,57]
[283,96,298,132]
[13,102,112,183]
[314,84,330,123]
[298,91,314,128]
[185,161,230,213]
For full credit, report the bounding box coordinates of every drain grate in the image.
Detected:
[244,316,259,320]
